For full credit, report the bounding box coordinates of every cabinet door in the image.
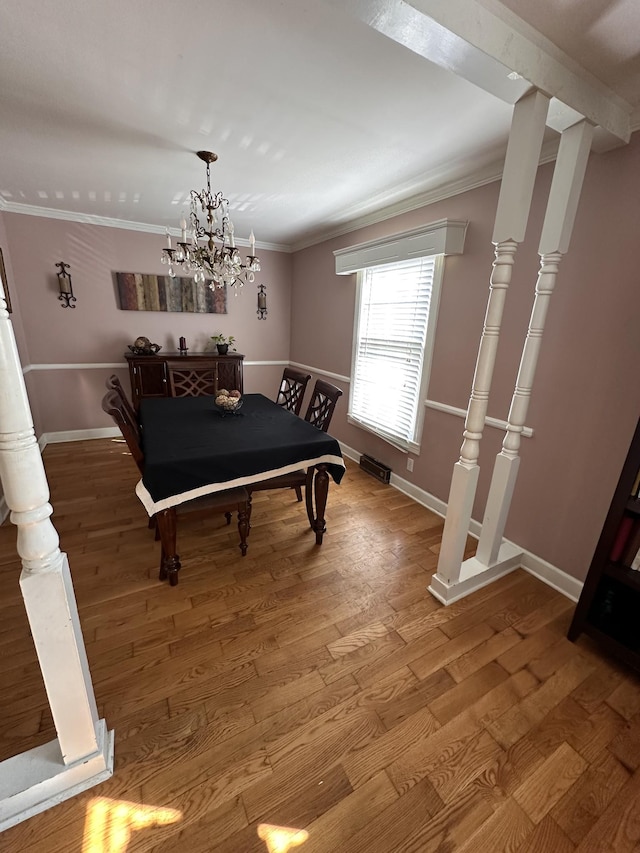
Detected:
[217,358,242,393]
[131,359,168,404]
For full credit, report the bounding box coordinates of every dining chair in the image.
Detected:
[302,379,343,432]
[105,374,137,428]
[275,367,311,416]
[101,389,251,558]
[248,379,343,524]
[102,388,144,473]
[168,366,217,397]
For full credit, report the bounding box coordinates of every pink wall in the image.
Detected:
[290,133,640,583]
[2,215,292,431]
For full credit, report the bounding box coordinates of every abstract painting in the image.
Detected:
[115,272,227,313]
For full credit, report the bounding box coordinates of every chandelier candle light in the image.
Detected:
[161,151,260,292]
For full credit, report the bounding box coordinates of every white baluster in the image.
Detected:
[477,119,594,568]
[0,287,113,830]
[430,90,549,603]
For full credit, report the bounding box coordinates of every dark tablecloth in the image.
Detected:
[135,393,345,514]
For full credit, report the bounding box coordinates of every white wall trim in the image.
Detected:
[22,359,290,374]
[519,550,583,602]
[0,495,8,526]
[243,360,289,367]
[333,219,467,274]
[23,363,125,374]
[39,427,120,450]
[425,399,534,438]
[297,383,534,438]
[289,361,351,385]
[0,199,288,254]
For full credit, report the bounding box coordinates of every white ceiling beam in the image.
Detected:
[331,0,631,148]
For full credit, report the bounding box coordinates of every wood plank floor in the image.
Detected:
[1,437,640,852]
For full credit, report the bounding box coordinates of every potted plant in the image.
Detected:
[211,333,236,355]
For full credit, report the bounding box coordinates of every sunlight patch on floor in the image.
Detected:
[258,823,309,852]
[83,797,182,852]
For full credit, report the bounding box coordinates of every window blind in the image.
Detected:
[350,255,436,449]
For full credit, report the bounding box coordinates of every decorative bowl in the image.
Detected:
[214,395,243,415]
[128,343,161,356]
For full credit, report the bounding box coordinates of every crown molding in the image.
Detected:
[0,198,288,254]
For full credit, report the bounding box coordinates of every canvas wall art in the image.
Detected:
[115,272,227,313]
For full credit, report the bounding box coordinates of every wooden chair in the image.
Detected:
[248,379,343,523]
[302,379,343,432]
[168,366,217,397]
[276,367,311,416]
[105,374,137,428]
[102,388,144,473]
[101,389,251,559]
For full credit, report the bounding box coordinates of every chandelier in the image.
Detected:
[161,150,260,291]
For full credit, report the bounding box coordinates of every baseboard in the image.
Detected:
[39,427,120,450]
[518,550,583,602]
[0,495,8,526]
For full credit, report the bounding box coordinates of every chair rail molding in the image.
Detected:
[425,399,533,438]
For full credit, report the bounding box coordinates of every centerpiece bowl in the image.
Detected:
[214,390,243,415]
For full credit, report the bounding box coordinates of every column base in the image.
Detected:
[428,541,523,605]
[0,718,114,831]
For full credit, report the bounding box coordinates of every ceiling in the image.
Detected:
[0,0,637,251]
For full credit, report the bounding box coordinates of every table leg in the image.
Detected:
[312,464,329,545]
[304,467,315,528]
[237,500,250,556]
[156,507,181,585]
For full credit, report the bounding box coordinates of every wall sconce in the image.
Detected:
[56,261,76,308]
[257,284,267,320]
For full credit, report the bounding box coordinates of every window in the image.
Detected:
[349,255,443,452]
[334,219,467,452]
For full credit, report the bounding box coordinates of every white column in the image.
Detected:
[476,119,594,567]
[429,90,549,604]
[0,292,113,830]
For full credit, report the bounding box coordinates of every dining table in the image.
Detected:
[135,393,346,584]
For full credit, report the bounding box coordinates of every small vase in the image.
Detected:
[216,344,229,355]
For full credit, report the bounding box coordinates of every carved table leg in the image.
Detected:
[237,497,250,556]
[312,464,329,545]
[304,467,315,528]
[156,507,180,585]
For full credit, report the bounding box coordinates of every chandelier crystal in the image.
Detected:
[161,150,260,291]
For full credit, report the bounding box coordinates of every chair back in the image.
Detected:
[304,379,343,432]
[106,374,137,423]
[101,389,145,472]
[276,368,311,415]
[168,366,216,397]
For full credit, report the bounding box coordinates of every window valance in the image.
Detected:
[333,219,467,275]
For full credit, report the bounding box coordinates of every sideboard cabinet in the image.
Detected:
[125,351,244,409]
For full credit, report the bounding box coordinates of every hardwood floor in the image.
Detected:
[1,437,640,852]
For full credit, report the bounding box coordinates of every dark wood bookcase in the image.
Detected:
[568,417,640,670]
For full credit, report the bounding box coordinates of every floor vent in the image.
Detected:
[359,454,391,484]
